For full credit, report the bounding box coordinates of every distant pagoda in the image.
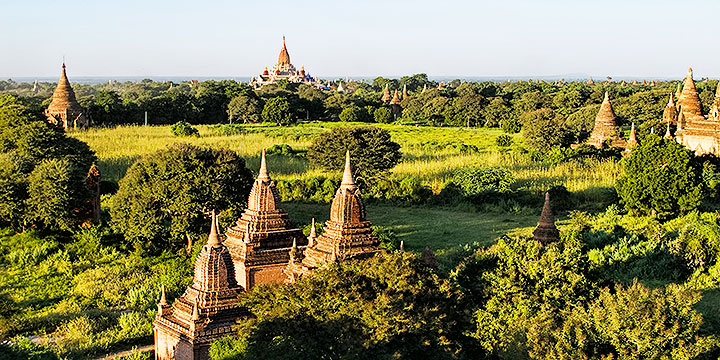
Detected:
[249,36,321,89]
[586,91,626,148]
[154,212,249,360]
[223,150,305,290]
[532,192,560,246]
[285,151,382,280]
[45,62,88,129]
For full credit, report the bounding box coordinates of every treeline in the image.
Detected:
[3,75,717,137]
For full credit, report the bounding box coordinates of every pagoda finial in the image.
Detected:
[399,240,405,252]
[258,148,270,180]
[309,218,317,238]
[207,210,221,247]
[668,93,675,107]
[603,91,609,102]
[191,298,200,320]
[664,122,673,139]
[341,150,356,190]
[402,84,408,99]
[628,122,637,146]
[159,285,167,305]
[688,67,693,77]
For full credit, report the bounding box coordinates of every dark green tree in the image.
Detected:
[615,134,703,217]
[109,143,253,253]
[261,96,293,125]
[227,95,262,123]
[373,107,393,124]
[520,108,572,151]
[306,127,401,181]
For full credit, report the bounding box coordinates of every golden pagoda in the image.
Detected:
[250,36,320,88]
[45,63,88,129]
[586,92,626,148]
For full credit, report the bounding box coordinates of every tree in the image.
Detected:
[615,134,703,217]
[227,95,262,123]
[373,107,393,124]
[220,253,470,359]
[444,94,485,127]
[307,127,401,181]
[109,143,253,253]
[261,97,293,125]
[482,97,513,128]
[0,94,96,230]
[520,108,572,151]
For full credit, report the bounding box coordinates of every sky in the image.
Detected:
[2,0,719,79]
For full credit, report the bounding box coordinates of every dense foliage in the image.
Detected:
[169,121,199,136]
[307,127,402,181]
[109,143,253,252]
[616,134,703,217]
[0,94,96,231]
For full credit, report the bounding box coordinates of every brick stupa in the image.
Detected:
[587,91,626,148]
[531,192,560,246]
[675,68,720,154]
[223,150,305,290]
[285,151,382,281]
[45,63,88,129]
[154,212,249,360]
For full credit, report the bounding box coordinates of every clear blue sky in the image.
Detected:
[2,0,718,78]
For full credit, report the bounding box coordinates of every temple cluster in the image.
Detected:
[249,36,323,89]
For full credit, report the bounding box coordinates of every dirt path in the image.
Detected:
[94,344,154,360]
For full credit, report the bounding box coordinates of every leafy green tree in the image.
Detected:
[444,94,485,127]
[451,166,515,196]
[482,97,513,128]
[307,127,401,181]
[338,106,362,122]
[26,159,87,231]
[615,134,703,217]
[520,108,572,151]
[110,143,253,253]
[373,107,393,124]
[226,253,471,359]
[227,95,262,124]
[261,97,293,125]
[170,121,199,136]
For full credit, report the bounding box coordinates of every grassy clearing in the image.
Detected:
[70,122,622,195]
[283,202,538,252]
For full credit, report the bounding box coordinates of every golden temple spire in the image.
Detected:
[628,122,637,147]
[191,298,200,320]
[278,36,291,66]
[159,285,167,306]
[258,148,270,181]
[207,210,221,248]
[309,218,317,238]
[341,150,357,190]
[664,122,673,139]
[402,84,408,99]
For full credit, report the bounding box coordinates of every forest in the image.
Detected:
[2,74,720,359]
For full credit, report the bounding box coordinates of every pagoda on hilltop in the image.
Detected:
[154,212,250,360]
[584,91,627,148]
[285,151,383,280]
[249,36,322,89]
[223,150,306,290]
[45,62,88,129]
[674,68,720,154]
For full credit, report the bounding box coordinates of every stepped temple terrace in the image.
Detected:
[223,149,305,290]
[44,63,88,129]
[673,68,720,154]
[249,36,322,89]
[154,212,250,360]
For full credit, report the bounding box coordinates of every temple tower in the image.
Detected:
[674,69,720,154]
[45,63,88,129]
[532,193,560,246]
[223,150,305,290]
[587,92,624,148]
[381,84,391,103]
[627,122,637,148]
[663,94,678,125]
[154,212,248,360]
[285,151,382,280]
[389,90,402,116]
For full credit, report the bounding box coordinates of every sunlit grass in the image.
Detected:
[70,122,622,193]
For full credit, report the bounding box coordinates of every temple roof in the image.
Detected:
[679,68,703,117]
[597,91,617,124]
[46,63,84,114]
[402,84,408,99]
[531,192,559,246]
[663,94,678,124]
[331,151,364,223]
[278,36,291,66]
[381,84,391,102]
[390,90,401,105]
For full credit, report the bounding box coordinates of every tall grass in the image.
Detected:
[70,123,622,193]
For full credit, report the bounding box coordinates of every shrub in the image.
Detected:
[495,134,513,147]
[338,106,362,122]
[615,134,703,217]
[451,166,515,196]
[306,127,401,181]
[170,121,199,137]
[266,144,294,156]
[501,116,521,134]
[457,143,479,154]
[372,226,400,250]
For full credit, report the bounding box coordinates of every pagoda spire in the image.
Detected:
[258,148,270,181]
[159,285,167,305]
[402,84,408,99]
[715,80,720,99]
[309,218,317,238]
[341,150,357,190]
[664,122,673,139]
[390,90,401,105]
[679,67,702,117]
[191,298,200,321]
[207,210,221,247]
[531,192,560,246]
[627,122,637,147]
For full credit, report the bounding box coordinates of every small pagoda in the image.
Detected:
[154,212,249,360]
[586,91,626,148]
[531,192,560,246]
[45,63,88,129]
[223,150,305,290]
[285,151,382,281]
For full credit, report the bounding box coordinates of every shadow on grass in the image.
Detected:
[99,156,139,184]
